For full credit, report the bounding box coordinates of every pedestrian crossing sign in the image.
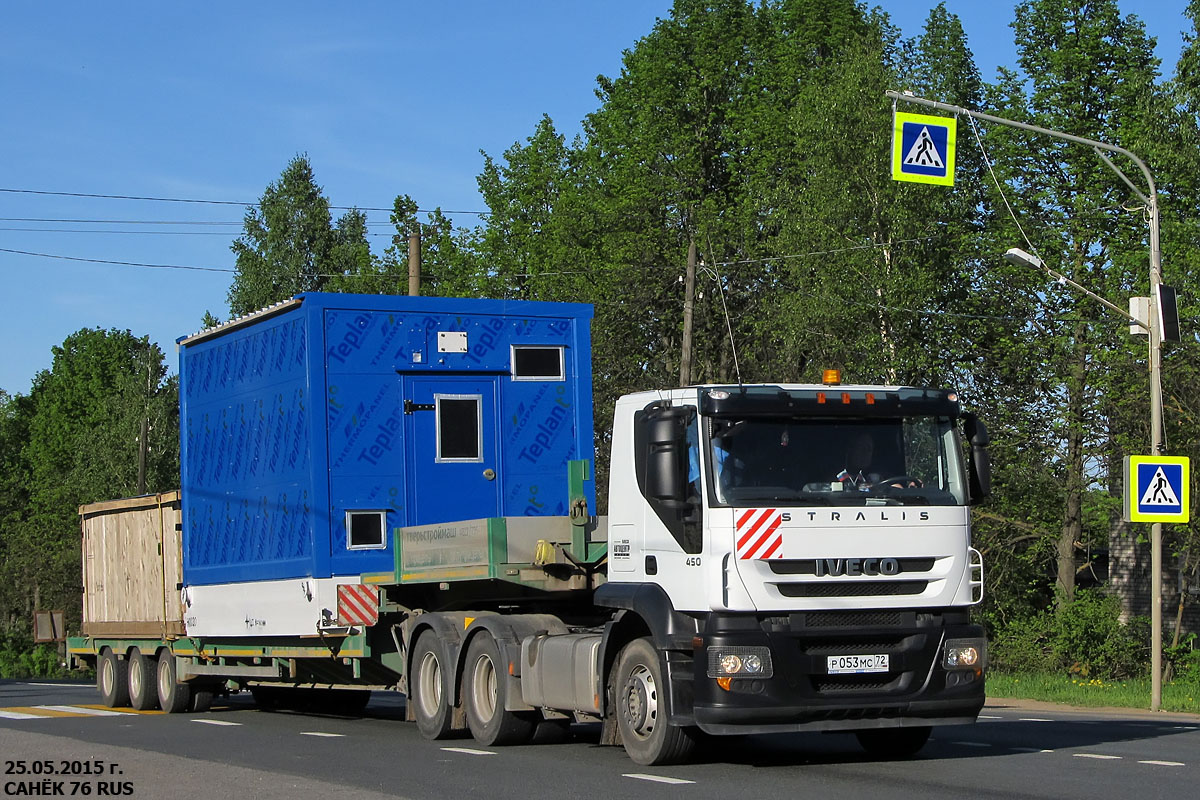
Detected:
[1124,455,1190,523]
[892,111,956,186]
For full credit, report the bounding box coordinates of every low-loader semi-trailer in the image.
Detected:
[69,292,990,765]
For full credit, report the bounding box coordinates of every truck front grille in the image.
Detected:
[776,580,928,598]
[803,611,904,628]
[768,558,936,575]
[812,675,899,694]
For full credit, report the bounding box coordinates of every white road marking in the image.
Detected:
[25,683,93,688]
[978,715,1003,720]
[1019,718,1052,722]
[191,719,242,726]
[1074,753,1121,760]
[301,732,345,738]
[1011,747,1053,753]
[0,710,45,720]
[623,774,696,785]
[36,705,131,716]
[1139,760,1185,767]
[440,747,496,756]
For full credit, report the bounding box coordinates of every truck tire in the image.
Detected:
[613,637,697,766]
[854,726,932,758]
[127,648,159,711]
[250,686,285,711]
[410,632,454,739]
[189,687,214,713]
[98,648,129,708]
[156,651,192,713]
[462,632,536,746]
[330,689,371,715]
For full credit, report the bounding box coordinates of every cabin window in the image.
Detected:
[436,394,483,462]
[512,346,564,381]
[346,510,387,550]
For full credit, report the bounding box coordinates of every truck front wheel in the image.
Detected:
[98,648,129,708]
[854,726,932,758]
[410,632,454,739]
[463,632,536,746]
[613,637,696,766]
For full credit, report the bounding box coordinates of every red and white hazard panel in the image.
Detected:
[736,508,784,560]
[337,584,380,627]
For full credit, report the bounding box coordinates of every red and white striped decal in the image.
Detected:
[337,584,379,627]
[736,508,785,560]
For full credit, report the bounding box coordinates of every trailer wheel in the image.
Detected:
[410,632,454,739]
[128,648,159,711]
[854,726,932,758]
[155,651,192,713]
[98,648,129,708]
[613,637,696,766]
[189,687,214,713]
[463,632,536,746]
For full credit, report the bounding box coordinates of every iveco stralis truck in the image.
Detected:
[69,293,989,766]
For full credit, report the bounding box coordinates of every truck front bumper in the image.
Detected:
[689,609,985,736]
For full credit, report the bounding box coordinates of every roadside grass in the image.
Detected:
[987,671,1200,714]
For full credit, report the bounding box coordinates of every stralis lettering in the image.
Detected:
[804,510,930,522]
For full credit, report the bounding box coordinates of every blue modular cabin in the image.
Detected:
[177,293,596,587]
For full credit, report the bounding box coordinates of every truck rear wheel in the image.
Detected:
[98,648,129,708]
[463,632,536,746]
[613,637,696,766]
[127,648,159,711]
[410,632,454,739]
[854,726,932,758]
[156,651,192,713]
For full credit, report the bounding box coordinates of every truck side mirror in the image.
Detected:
[962,413,991,504]
[644,409,689,503]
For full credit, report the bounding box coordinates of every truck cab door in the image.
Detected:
[626,403,709,610]
[402,376,501,525]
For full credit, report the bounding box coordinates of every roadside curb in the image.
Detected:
[986,695,1200,722]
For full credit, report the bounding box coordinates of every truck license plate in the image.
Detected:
[827,654,889,674]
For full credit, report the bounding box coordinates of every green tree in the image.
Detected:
[20,329,178,627]
[0,390,34,631]
[977,0,1168,610]
[228,155,370,316]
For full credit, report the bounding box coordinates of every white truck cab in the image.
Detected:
[592,378,989,762]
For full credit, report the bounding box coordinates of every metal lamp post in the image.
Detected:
[888,91,1166,710]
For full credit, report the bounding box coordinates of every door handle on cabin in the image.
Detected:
[483,469,496,481]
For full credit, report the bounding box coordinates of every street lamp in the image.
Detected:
[888,91,1167,710]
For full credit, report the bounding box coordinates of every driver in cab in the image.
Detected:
[838,430,921,490]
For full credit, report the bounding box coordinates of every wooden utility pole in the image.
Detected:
[679,238,697,387]
[137,345,152,495]
[408,227,422,297]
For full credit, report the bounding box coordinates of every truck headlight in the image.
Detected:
[708,646,773,678]
[944,638,986,670]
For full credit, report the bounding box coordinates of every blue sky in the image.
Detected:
[0,1,1190,395]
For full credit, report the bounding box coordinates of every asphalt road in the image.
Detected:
[3,680,1199,800]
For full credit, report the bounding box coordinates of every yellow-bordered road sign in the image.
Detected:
[892,111,956,186]
[1124,455,1190,523]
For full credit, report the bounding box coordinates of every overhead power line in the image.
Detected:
[0,217,243,225]
[0,247,234,273]
[0,187,490,217]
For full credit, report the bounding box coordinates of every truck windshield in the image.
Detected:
[706,416,966,507]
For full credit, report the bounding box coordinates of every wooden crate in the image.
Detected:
[80,492,184,637]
